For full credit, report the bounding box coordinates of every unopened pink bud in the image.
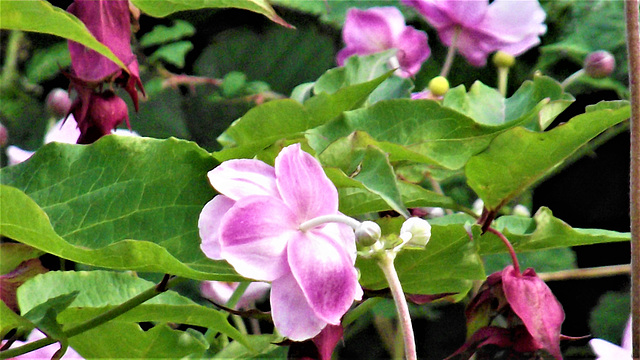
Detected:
[0,122,8,147]
[584,51,615,79]
[45,88,72,118]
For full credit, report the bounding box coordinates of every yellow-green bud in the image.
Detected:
[492,51,516,68]
[399,217,432,248]
[355,221,382,247]
[428,76,449,96]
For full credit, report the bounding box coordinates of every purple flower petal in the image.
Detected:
[200,281,270,309]
[287,230,359,324]
[480,0,546,56]
[67,0,136,83]
[219,196,297,281]
[395,26,431,77]
[275,144,338,222]
[621,316,632,351]
[589,338,632,360]
[312,324,344,360]
[339,8,399,66]
[199,195,235,260]
[44,116,81,144]
[208,159,278,201]
[502,266,564,360]
[271,273,327,341]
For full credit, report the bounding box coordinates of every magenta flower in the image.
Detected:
[66,0,144,144]
[402,0,546,66]
[337,7,430,77]
[589,316,632,360]
[199,144,362,341]
[200,281,270,310]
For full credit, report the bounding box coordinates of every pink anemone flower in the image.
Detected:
[402,0,546,66]
[337,7,430,77]
[199,144,362,341]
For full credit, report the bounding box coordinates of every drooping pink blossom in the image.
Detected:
[451,265,565,359]
[402,0,546,66]
[66,0,144,144]
[200,281,270,310]
[199,144,362,341]
[589,316,632,360]
[337,7,430,77]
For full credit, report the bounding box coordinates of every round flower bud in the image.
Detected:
[584,51,615,79]
[45,88,72,118]
[428,76,449,96]
[355,221,382,247]
[400,217,431,248]
[492,51,516,68]
[512,204,531,217]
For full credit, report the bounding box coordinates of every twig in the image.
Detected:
[538,264,631,282]
[624,0,640,358]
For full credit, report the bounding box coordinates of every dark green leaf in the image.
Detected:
[130,0,292,28]
[0,136,240,280]
[25,42,71,84]
[478,207,630,254]
[148,41,193,68]
[465,101,630,210]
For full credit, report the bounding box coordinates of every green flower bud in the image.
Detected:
[492,51,515,68]
[355,221,382,247]
[399,217,431,248]
[428,76,449,96]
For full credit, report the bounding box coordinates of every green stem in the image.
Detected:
[377,253,417,360]
[497,66,509,96]
[225,282,250,309]
[342,297,383,326]
[0,30,24,90]
[624,0,640,358]
[560,69,585,89]
[0,275,180,359]
[439,27,460,78]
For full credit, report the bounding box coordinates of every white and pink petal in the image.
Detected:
[207,159,279,201]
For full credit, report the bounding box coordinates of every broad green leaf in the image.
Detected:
[465,101,630,210]
[443,82,505,126]
[0,243,42,274]
[326,168,458,216]
[304,71,392,124]
[309,99,511,170]
[0,0,126,70]
[477,207,630,254]
[0,301,33,339]
[442,76,574,130]
[22,292,78,350]
[212,334,286,359]
[69,322,208,359]
[0,136,240,281]
[357,223,485,296]
[213,100,312,161]
[148,41,193,68]
[131,0,291,28]
[139,20,196,47]
[351,147,409,218]
[214,73,389,161]
[17,271,247,346]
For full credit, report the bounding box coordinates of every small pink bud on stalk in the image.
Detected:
[45,88,72,118]
[584,50,616,78]
[0,122,8,147]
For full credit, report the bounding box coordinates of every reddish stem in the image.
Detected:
[486,227,521,275]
